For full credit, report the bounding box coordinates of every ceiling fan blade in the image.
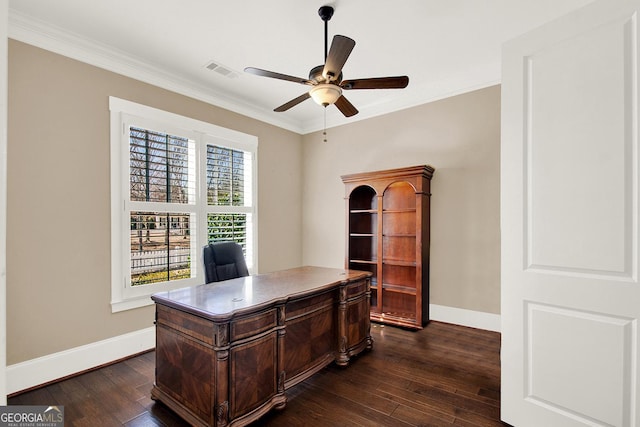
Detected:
[244,67,314,86]
[322,35,355,82]
[274,92,311,112]
[341,76,409,90]
[334,95,358,117]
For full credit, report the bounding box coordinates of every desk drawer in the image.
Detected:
[286,290,336,321]
[346,279,369,299]
[230,309,278,342]
[156,304,214,346]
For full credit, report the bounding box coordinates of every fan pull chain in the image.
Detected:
[323,107,328,142]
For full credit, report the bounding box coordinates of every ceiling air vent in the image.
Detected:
[204,61,240,79]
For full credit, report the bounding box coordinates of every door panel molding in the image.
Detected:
[525,302,635,426]
[522,13,638,281]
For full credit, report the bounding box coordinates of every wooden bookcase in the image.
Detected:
[342,165,434,329]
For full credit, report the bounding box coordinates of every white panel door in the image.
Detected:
[501,0,640,426]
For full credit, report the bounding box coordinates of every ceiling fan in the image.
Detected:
[244,5,409,117]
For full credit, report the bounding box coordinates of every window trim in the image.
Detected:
[109,97,258,312]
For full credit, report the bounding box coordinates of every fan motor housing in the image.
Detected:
[309,64,342,84]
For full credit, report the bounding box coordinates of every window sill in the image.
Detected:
[111,295,154,313]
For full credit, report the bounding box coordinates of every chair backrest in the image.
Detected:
[203,241,249,283]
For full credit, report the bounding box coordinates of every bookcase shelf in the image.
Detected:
[350,209,377,214]
[342,165,434,329]
[383,208,417,213]
[349,259,378,265]
[382,259,417,267]
[382,283,417,295]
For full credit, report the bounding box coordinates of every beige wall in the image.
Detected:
[6,40,303,364]
[301,86,501,314]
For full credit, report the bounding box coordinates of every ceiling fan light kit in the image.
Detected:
[244,5,409,118]
[310,83,342,106]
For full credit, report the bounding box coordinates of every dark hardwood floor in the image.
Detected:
[9,321,508,426]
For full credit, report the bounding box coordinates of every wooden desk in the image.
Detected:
[150,266,372,427]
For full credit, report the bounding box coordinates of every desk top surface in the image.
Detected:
[151,266,371,320]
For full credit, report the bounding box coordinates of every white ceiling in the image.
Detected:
[8,0,594,134]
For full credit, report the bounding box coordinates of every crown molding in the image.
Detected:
[299,63,501,134]
[8,9,501,136]
[8,9,305,134]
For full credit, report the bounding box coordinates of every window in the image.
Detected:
[110,97,257,312]
[205,145,254,266]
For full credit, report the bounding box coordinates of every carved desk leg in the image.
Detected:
[214,323,230,427]
[336,285,350,366]
[276,304,287,410]
[365,278,374,350]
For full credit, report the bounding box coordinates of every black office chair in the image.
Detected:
[203,241,249,283]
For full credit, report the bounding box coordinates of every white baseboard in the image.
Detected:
[430,304,501,332]
[7,305,499,395]
[7,326,155,395]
